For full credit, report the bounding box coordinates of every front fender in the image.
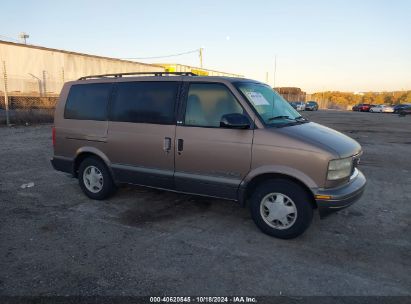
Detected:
[241,165,319,189]
[237,165,319,206]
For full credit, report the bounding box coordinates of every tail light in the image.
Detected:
[52,126,56,146]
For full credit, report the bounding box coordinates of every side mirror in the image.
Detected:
[220,113,251,129]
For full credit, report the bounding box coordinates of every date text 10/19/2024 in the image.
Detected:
[150,297,257,303]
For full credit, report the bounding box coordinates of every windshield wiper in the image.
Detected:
[267,115,295,121]
[266,115,309,127]
[295,116,309,121]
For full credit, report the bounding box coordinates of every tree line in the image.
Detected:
[307,91,411,109]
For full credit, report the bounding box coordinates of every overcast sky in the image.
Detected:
[1,0,410,92]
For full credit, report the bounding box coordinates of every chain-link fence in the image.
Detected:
[0,74,61,125]
[0,94,58,125]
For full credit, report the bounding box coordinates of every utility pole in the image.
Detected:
[265,72,269,84]
[42,70,47,96]
[322,90,325,109]
[273,55,277,88]
[199,48,204,69]
[2,61,10,126]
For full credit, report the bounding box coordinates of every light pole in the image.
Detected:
[2,61,10,126]
[28,73,42,96]
[19,32,29,44]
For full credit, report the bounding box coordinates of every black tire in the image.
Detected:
[78,157,116,200]
[249,179,313,239]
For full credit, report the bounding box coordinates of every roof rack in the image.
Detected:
[78,71,197,80]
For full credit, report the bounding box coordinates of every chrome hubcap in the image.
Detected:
[83,165,103,193]
[260,193,297,230]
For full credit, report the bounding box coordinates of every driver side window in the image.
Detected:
[184,83,244,127]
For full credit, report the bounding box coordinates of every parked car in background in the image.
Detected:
[399,105,411,116]
[393,104,411,113]
[352,104,372,112]
[291,101,306,111]
[369,104,394,113]
[352,104,361,111]
[305,101,319,111]
[381,105,394,113]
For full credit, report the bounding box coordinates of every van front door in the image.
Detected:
[175,82,253,200]
[106,80,180,189]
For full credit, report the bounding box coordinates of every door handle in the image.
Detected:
[177,139,184,154]
[163,137,171,153]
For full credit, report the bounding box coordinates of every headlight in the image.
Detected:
[327,157,352,180]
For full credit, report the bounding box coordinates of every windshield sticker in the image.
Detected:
[245,91,270,106]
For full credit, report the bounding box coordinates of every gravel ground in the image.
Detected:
[0,110,410,296]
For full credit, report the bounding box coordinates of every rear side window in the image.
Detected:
[64,83,112,120]
[110,82,179,124]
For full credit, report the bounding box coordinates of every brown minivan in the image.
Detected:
[51,72,366,239]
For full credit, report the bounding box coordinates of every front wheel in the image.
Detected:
[249,179,314,239]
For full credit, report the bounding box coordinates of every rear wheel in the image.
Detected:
[249,179,314,239]
[78,157,116,200]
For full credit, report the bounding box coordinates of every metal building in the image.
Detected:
[0,40,164,96]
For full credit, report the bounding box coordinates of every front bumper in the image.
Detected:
[314,169,366,218]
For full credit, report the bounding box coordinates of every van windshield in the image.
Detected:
[235,82,304,126]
